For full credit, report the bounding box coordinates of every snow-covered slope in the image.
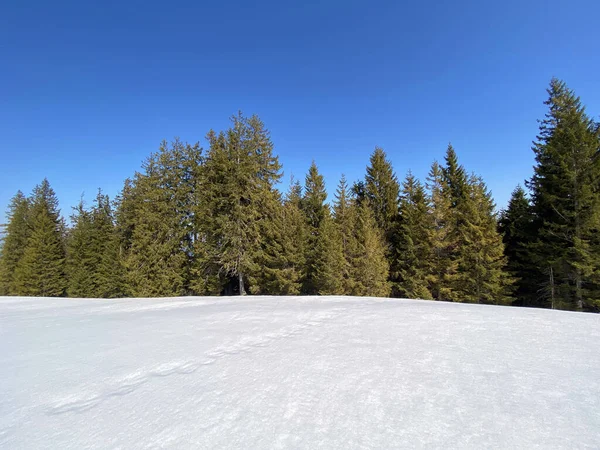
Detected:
[1,296,599,449]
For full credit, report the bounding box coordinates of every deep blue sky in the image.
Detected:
[1,0,599,221]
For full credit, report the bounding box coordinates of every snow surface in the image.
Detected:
[1,296,599,449]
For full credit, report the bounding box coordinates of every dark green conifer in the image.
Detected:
[13,179,66,297]
[392,172,433,300]
[527,78,600,310]
[0,191,31,295]
[498,186,537,306]
[364,147,400,237]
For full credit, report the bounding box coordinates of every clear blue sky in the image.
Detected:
[1,0,599,221]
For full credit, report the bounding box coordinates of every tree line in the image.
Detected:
[1,78,599,311]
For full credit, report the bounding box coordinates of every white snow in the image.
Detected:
[1,296,599,449]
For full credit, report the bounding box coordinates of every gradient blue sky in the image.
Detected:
[1,0,599,221]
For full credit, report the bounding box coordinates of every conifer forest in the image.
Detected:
[2,78,599,312]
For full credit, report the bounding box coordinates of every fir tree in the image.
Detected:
[453,176,512,304]
[527,78,600,310]
[121,139,202,297]
[13,179,66,297]
[312,215,346,295]
[198,113,282,295]
[66,200,96,297]
[392,172,433,300]
[301,162,330,294]
[333,175,356,294]
[364,147,400,237]
[249,184,307,295]
[0,191,30,295]
[498,186,537,306]
[348,203,390,297]
[425,161,456,300]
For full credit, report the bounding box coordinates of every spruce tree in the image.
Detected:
[364,147,400,237]
[13,179,66,297]
[121,139,202,297]
[392,172,433,300]
[498,186,537,306]
[92,191,125,298]
[198,113,282,295]
[333,175,356,294]
[312,215,346,295]
[66,200,96,297]
[527,78,600,310]
[301,162,330,294]
[249,184,307,295]
[453,176,512,304]
[425,161,456,300]
[348,203,390,297]
[0,191,30,295]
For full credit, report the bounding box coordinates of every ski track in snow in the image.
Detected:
[1,296,599,449]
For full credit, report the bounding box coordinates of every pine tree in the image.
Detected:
[364,147,400,237]
[13,179,66,297]
[425,161,456,300]
[527,78,600,310]
[0,191,30,295]
[392,172,433,300]
[198,113,282,295]
[348,203,390,297]
[498,186,537,306]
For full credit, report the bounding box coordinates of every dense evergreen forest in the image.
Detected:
[1,79,599,312]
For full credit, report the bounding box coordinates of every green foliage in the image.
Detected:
[364,147,400,237]
[348,203,390,297]
[13,179,66,297]
[392,173,433,300]
[312,215,345,295]
[527,78,600,310]
[67,191,126,298]
[120,139,202,297]
[0,191,31,295]
[249,186,307,295]
[425,162,457,300]
[498,186,537,306]
[301,162,331,294]
[197,113,282,295]
[453,176,513,304]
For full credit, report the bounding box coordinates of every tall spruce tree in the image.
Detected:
[0,191,30,295]
[392,172,433,300]
[301,162,330,294]
[453,176,512,304]
[333,175,356,294]
[66,200,96,297]
[249,184,307,295]
[498,186,537,306]
[425,161,456,300]
[312,214,346,295]
[198,113,282,295]
[527,78,600,310]
[348,202,390,297]
[364,147,400,238]
[13,179,66,297]
[120,139,202,297]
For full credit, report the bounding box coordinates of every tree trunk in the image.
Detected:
[238,272,245,296]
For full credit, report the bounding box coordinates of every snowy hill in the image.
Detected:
[1,296,599,449]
